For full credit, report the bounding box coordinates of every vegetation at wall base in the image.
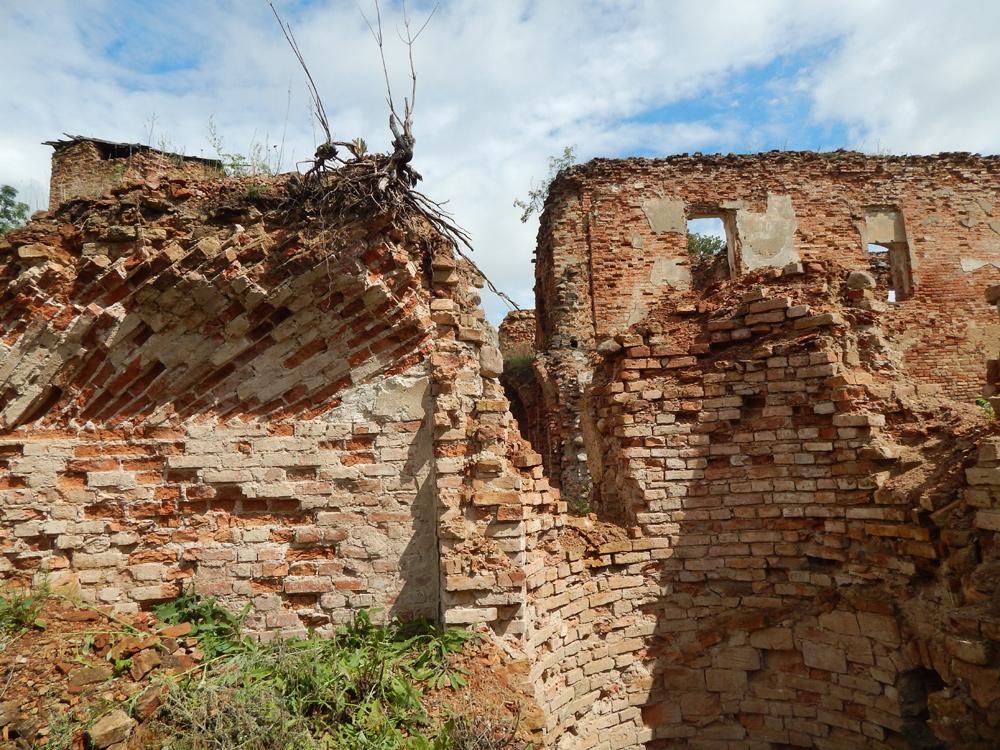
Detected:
[0,586,527,750]
[148,593,497,750]
[0,582,49,636]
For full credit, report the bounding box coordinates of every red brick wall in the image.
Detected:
[537,152,1000,403]
[2,173,564,645]
[1,176,443,634]
[520,268,1000,748]
[498,309,537,359]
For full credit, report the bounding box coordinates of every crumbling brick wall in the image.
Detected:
[1,168,563,646]
[8,148,1000,749]
[499,309,537,359]
[535,152,1000,499]
[0,174,457,633]
[514,265,1000,749]
[47,138,223,210]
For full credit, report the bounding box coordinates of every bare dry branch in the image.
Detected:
[268,0,516,310]
[269,2,332,145]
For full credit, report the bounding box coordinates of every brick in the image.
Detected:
[802,641,847,674]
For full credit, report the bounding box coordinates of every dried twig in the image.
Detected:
[358,0,438,186]
[269,2,331,145]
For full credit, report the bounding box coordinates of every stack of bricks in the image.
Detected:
[427,245,563,636]
[498,308,537,360]
[906,436,1000,746]
[984,284,1000,411]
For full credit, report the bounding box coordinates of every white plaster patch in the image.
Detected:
[640,197,686,234]
[374,374,430,420]
[322,364,429,424]
[650,257,691,290]
[960,258,1000,273]
[737,194,799,270]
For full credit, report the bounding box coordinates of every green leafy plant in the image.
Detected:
[687,232,726,258]
[0,583,49,635]
[395,617,475,691]
[39,710,75,750]
[514,146,577,223]
[0,185,30,235]
[976,397,997,419]
[207,116,279,178]
[245,182,269,199]
[152,587,250,660]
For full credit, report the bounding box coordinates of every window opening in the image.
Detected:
[861,209,913,301]
[866,243,896,302]
[687,215,733,287]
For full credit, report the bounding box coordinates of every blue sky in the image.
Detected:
[3,0,1000,322]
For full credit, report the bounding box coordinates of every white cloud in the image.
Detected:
[807,0,1000,154]
[1,0,997,322]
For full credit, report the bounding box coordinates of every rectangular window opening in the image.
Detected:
[866,243,896,302]
[687,215,733,288]
[862,209,913,301]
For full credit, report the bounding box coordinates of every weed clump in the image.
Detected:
[0,583,49,637]
[976,397,997,419]
[150,604,478,750]
[153,588,250,660]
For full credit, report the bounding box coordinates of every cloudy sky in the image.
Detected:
[3,0,999,321]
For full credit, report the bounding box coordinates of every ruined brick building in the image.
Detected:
[3,146,1000,749]
[522,153,1000,503]
[45,135,223,210]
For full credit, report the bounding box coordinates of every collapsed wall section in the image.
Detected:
[516,266,1000,749]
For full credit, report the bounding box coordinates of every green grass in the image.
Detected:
[3,586,523,749]
[245,182,269,199]
[148,600,479,750]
